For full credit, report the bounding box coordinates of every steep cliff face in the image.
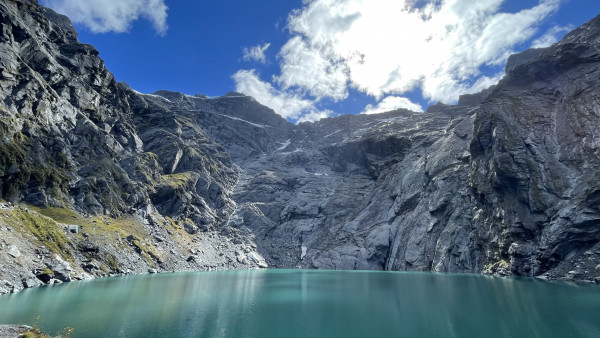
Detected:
[469,16,600,279]
[0,0,267,294]
[0,0,599,294]
[208,13,600,281]
[0,0,239,222]
[230,97,479,272]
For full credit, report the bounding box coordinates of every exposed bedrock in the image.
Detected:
[0,0,599,293]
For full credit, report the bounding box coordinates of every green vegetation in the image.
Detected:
[19,316,74,338]
[28,206,85,226]
[40,267,53,275]
[20,327,51,338]
[1,202,170,275]
[38,206,165,266]
[162,172,196,189]
[0,207,71,260]
[31,205,145,241]
[131,239,160,267]
[57,327,74,338]
[133,152,160,184]
[105,254,119,271]
[86,215,148,240]
[19,316,50,338]
[1,203,167,271]
[98,264,109,274]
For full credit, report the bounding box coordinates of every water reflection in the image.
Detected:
[0,270,598,337]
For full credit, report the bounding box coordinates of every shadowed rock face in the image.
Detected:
[1,0,599,287]
[469,18,600,279]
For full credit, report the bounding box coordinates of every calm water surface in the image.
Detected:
[0,270,598,337]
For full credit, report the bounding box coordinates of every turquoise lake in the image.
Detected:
[0,270,598,337]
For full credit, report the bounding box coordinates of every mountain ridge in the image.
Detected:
[0,0,599,294]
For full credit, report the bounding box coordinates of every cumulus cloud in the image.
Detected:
[275,36,348,101]
[40,0,168,35]
[232,69,331,122]
[231,0,564,121]
[282,0,560,103]
[243,43,271,64]
[361,96,424,115]
[531,25,573,48]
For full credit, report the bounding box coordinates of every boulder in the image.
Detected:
[7,245,21,258]
[22,278,41,289]
[45,255,73,282]
[79,240,100,253]
[247,252,268,268]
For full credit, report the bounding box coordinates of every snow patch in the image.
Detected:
[277,139,291,151]
[188,110,266,128]
[221,115,266,128]
[377,116,407,123]
[145,94,172,102]
[132,90,172,102]
[323,130,341,138]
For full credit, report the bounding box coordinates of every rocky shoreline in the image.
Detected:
[0,325,34,338]
[0,201,268,296]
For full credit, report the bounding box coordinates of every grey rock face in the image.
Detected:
[229,105,477,272]
[216,14,600,281]
[0,0,599,290]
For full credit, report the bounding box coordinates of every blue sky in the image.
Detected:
[40,0,600,122]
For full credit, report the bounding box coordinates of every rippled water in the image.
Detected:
[0,270,598,337]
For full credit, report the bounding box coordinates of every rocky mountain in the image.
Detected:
[1,0,599,294]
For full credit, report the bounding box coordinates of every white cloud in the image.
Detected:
[40,0,168,35]
[275,36,348,101]
[531,25,573,48]
[231,0,564,121]
[361,96,424,115]
[232,69,331,122]
[279,0,560,103]
[243,43,271,64]
[297,110,334,123]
